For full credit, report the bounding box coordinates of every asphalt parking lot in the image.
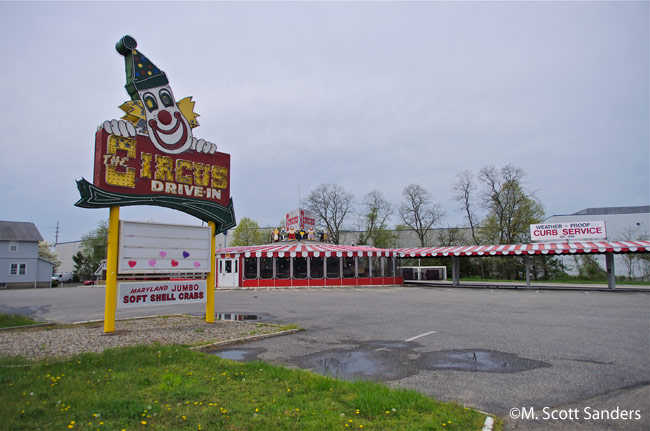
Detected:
[1,285,648,430]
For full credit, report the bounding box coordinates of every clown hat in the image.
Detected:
[116,35,169,101]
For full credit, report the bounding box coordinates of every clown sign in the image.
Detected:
[76,36,235,233]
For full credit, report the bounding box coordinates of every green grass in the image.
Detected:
[0,314,41,329]
[0,344,496,430]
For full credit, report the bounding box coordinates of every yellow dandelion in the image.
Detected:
[141,421,147,425]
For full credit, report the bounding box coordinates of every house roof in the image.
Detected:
[0,221,44,242]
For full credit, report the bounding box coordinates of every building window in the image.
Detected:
[10,264,17,275]
[371,256,381,278]
[276,257,290,279]
[293,257,307,279]
[326,257,340,278]
[310,257,324,279]
[244,257,258,279]
[9,241,18,252]
[19,264,26,275]
[260,258,273,279]
[384,257,395,277]
[343,257,356,278]
[357,256,370,278]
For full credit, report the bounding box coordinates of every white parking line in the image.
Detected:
[405,330,437,342]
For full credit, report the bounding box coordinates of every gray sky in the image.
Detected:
[1,1,648,244]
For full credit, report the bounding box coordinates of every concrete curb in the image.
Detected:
[0,322,55,331]
[191,328,302,352]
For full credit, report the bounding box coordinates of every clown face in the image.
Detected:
[139,84,193,154]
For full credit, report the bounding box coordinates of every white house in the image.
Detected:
[0,221,55,288]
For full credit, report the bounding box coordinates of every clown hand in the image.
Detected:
[190,137,217,154]
[99,119,137,138]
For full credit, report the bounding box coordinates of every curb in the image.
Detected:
[0,322,55,332]
[191,328,302,352]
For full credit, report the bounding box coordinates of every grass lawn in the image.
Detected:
[0,313,41,329]
[0,344,497,431]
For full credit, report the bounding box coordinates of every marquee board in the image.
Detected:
[118,220,211,274]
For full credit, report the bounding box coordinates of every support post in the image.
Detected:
[206,221,216,323]
[104,206,120,333]
[451,256,460,285]
[525,254,531,288]
[606,252,616,290]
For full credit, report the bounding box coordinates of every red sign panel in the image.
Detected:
[93,129,230,208]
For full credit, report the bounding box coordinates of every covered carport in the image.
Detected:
[397,240,650,289]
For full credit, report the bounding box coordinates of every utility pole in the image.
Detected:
[55,221,60,246]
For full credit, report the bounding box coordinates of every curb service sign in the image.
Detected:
[530,221,607,242]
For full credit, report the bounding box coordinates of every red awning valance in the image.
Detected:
[396,240,650,258]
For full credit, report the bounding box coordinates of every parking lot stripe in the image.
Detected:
[405,330,437,342]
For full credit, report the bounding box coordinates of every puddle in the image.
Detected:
[207,347,266,361]
[213,349,249,360]
[418,349,551,373]
[317,351,384,378]
[216,313,262,321]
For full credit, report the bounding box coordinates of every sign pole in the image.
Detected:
[206,221,216,323]
[104,206,120,333]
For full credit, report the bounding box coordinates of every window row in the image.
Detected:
[243,256,397,280]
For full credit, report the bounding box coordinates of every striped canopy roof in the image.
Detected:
[216,243,398,258]
[397,240,650,258]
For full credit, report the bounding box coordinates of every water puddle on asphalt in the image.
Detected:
[216,313,261,321]
[317,351,383,378]
[418,349,551,373]
[213,349,249,360]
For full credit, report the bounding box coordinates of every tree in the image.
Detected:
[452,170,481,245]
[398,183,445,247]
[356,190,393,246]
[39,241,61,270]
[72,251,92,281]
[230,217,268,246]
[478,164,544,244]
[304,184,354,244]
[74,220,109,281]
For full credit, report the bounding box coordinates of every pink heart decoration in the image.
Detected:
[171,260,179,267]
[159,251,167,258]
[193,262,201,268]
[148,259,156,267]
[128,260,137,268]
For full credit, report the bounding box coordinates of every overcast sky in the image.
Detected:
[1,1,648,244]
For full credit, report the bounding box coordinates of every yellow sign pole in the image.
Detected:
[206,221,216,323]
[104,206,120,333]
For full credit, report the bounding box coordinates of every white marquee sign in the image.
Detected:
[530,221,607,242]
[118,280,206,308]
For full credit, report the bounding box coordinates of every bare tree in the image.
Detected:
[356,190,393,245]
[478,164,543,244]
[452,169,481,245]
[398,183,445,247]
[304,184,354,244]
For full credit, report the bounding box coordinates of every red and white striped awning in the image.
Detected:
[396,240,650,258]
[216,243,398,258]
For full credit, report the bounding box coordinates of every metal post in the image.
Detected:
[606,252,616,289]
[206,221,216,323]
[452,256,460,285]
[525,254,531,288]
[104,206,120,333]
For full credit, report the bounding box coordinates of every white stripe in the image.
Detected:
[405,330,437,342]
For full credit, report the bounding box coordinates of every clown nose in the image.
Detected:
[116,35,137,55]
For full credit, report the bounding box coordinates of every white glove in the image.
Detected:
[190,137,217,154]
[99,119,137,137]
